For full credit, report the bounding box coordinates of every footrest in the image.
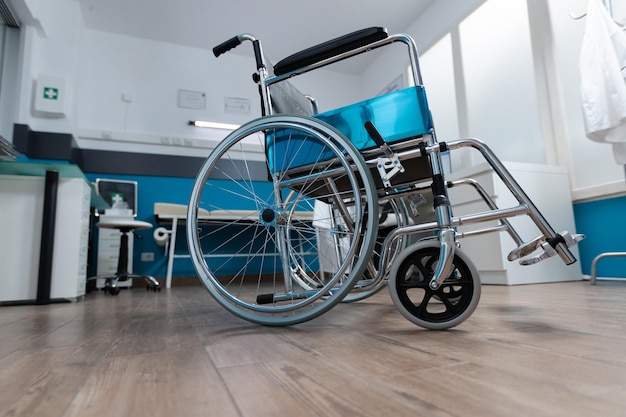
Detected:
[507,235,544,262]
[508,232,585,266]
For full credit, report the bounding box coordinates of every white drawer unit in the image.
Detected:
[0,172,91,302]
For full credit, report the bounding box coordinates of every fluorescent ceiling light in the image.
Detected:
[189,120,239,130]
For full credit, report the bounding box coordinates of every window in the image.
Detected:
[0,1,19,145]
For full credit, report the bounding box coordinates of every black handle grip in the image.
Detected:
[364,121,386,147]
[213,36,242,57]
[252,40,265,70]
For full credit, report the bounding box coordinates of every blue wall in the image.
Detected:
[85,173,199,279]
[85,172,281,280]
[87,172,626,281]
[573,195,626,279]
[21,151,623,282]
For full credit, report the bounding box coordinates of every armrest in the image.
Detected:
[273,27,388,76]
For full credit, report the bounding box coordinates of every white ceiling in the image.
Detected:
[76,0,435,72]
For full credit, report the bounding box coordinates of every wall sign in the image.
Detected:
[224,97,251,115]
[178,89,206,109]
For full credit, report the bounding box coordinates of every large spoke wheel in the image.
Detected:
[187,115,378,326]
[389,241,481,329]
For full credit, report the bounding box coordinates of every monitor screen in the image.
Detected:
[95,179,137,216]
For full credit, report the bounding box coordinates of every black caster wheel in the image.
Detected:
[107,286,121,296]
[389,242,481,330]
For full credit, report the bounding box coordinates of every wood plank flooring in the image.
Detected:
[1,280,626,417]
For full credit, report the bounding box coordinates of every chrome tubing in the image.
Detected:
[590,252,626,285]
[429,228,456,289]
[447,138,577,265]
[378,205,532,281]
[449,178,524,246]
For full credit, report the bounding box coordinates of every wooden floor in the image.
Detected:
[1,280,626,417]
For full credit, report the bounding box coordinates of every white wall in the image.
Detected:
[76,29,361,134]
[75,29,261,153]
[5,0,626,200]
[361,0,626,200]
[420,34,459,142]
[360,0,486,98]
[359,0,486,173]
[547,0,626,198]
[459,0,545,164]
[363,0,545,166]
[7,0,362,157]
[12,0,83,134]
[73,29,362,155]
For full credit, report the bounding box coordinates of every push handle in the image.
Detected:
[213,36,242,57]
[213,35,266,70]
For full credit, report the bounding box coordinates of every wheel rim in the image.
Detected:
[186,116,378,325]
[390,244,480,328]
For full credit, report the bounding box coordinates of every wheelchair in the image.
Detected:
[186,27,583,329]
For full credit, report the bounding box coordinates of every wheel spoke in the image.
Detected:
[437,290,457,313]
[186,116,378,325]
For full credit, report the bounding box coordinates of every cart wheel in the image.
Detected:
[186,115,378,326]
[389,241,481,329]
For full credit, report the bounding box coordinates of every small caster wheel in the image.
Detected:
[108,286,121,296]
[389,242,481,330]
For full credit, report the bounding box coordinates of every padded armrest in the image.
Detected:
[273,27,388,76]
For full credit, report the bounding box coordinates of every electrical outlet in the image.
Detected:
[141,252,154,262]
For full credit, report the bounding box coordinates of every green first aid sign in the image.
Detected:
[111,193,124,205]
[43,87,59,100]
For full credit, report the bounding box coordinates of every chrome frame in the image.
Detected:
[219,29,581,295]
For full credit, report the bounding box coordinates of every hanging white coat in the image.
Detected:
[579,0,626,164]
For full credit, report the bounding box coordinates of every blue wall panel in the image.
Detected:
[573,195,626,279]
[85,173,279,280]
[86,173,198,278]
[89,170,626,282]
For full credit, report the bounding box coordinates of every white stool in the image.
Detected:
[90,219,161,295]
